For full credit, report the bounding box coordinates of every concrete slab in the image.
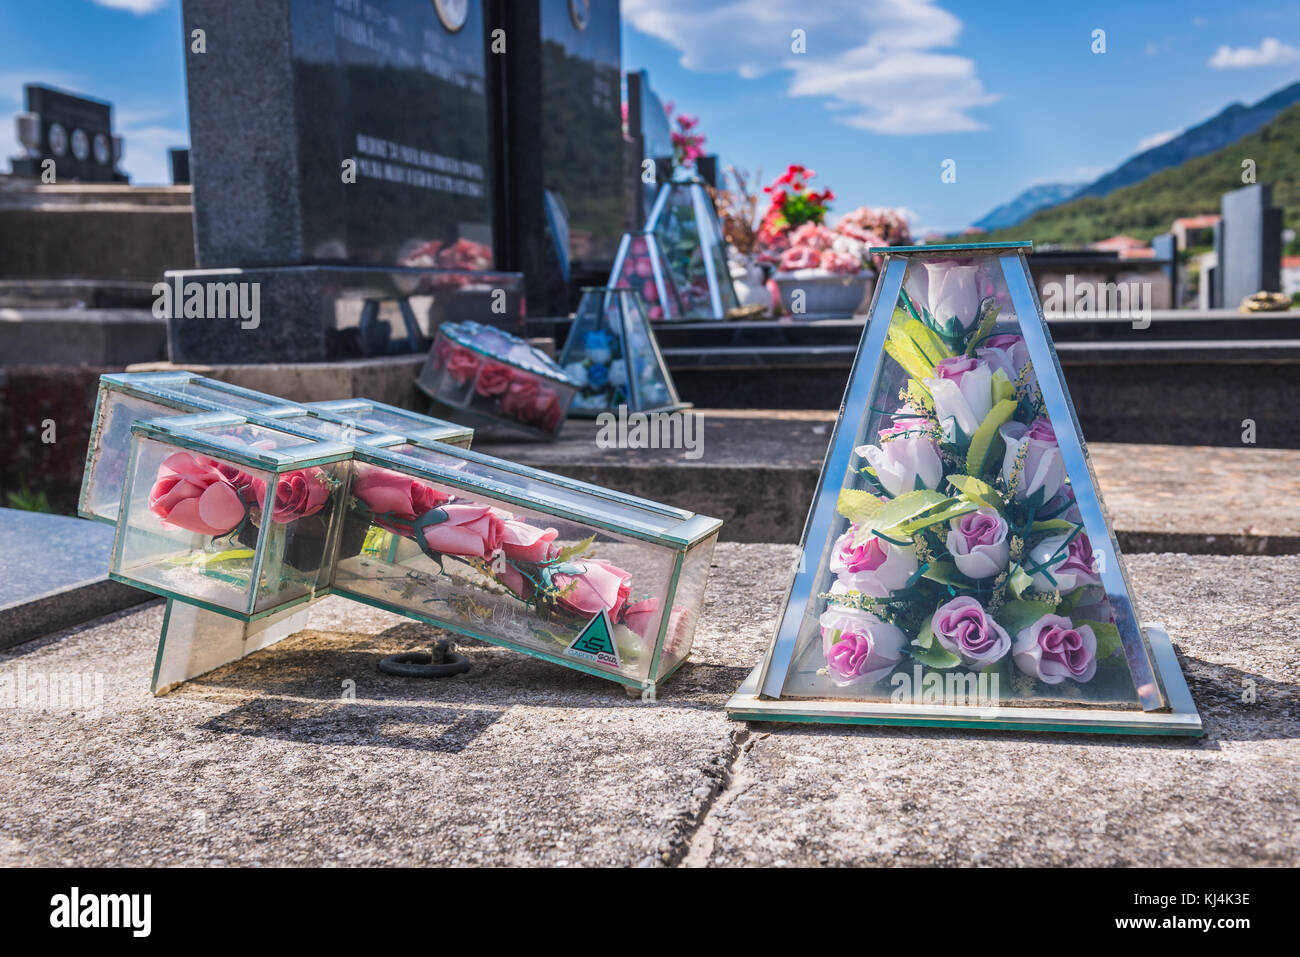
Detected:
[0,546,1295,866]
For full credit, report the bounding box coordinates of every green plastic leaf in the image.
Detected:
[995,598,1057,637]
[1076,619,1122,659]
[903,319,954,366]
[896,500,979,535]
[910,641,961,669]
[554,533,597,563]
[965,398,1018,477]
[963,297,1001,356]
[915,616,935,649]
[885,327,937,383]
[1008,564,1034,598]
[991,369,1015,405]
[858,489,953,541]
[921,561,961,586]
[945,474,1002,511]
[837,488,883,526]
[1030,519,1078,534]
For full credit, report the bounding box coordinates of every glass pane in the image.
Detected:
[83,392,180,522]
[334,462,681,682]
[782,250,1146,711]
[374,443,690,536]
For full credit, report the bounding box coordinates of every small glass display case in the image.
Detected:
[305,398,474,447]
[417,320,578,438]
[332,439,723,693]
[728,242,1201,735]
[646,171,740,319]
[80,371,301,524]
[110,412,353,619]
[560,287,687,416]
[608,230,685,321]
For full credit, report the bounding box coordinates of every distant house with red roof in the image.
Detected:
[1171,214,1220,251]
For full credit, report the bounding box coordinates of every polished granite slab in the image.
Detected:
[0,507,149,649]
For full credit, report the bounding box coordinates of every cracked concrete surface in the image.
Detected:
[1,547,1297,866]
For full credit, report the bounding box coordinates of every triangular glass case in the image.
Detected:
[728,243,1201,735]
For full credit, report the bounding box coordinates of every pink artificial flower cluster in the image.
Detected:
[665,102,705,167]
[149,451,330,537]
[399,237,494,272]
[351,466,665,643]
[432,341,566,432]
[774,223,864,275]
[613,235,670,319]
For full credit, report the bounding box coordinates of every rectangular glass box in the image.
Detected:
[332,438,722,692]
[80,371,302,524]
[305,398,474,447]
[417,320,578,439]
[110,412,354,620]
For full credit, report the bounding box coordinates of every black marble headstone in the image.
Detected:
[11,85,124,183]
[494,0,623,314]
[1221,183,1283,308]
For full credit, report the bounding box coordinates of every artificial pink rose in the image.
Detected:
[431,336,452,370]
[641,280,659,303]
[445,345,482,385]
[418,503,504,560]
[552,559,632,619]
[256,468,330,524]
[857,430,943,497]
[779,246,821,272]
[925,354,994,440]
[622,598,660,638]
[976,334,1033,386]
[1013,614,1097,685]
[500,519,559,563]
[819,250,861,275]
[351,466,451,536]
[533,385,564,432]
[818,602,907,687]
[829,526,918,597]
[500,375,540,421]
[931,596,1011,668]
[1000,417,1066,501]
[149,452,248,536]
[647,305,664,320]
[945,506,1009,579]
[1027,531,1102,593]
[497,563,534,600]
[634,257,653,278]
[913,262,981,330]
[476,360,514,397]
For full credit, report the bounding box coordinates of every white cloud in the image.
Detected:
[87,0,170,13]
[1136,129,1179,152]
[623,0,998,134]
[1208,37,1300,69]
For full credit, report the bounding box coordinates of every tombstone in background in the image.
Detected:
[1209,220,1224,308]
[10,85,126,183]
[169,0,524,364]
[495,0,623,316]
[169,148,190,185]
[1151,232,1178,307]
[1220,183,1283,310]
[625,69,673,229]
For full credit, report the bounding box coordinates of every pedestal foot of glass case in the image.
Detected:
[726,626,1203,736]
[151,598,315,695]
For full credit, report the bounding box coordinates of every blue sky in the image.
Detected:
[3,0,1299,233]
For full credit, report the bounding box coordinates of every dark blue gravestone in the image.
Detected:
[1220,183,1283,309]
[11,85,125,183]
[168,0,524,363]
[495,0,623,315]
[1151,232,1178,305]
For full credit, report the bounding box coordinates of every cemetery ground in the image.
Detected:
[2,422,1298,867]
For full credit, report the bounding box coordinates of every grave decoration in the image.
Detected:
[560,287,687,416]
[728,242,1201,735]
[607,231,686,321]
[79,372,468,525]
[83,374,721,697]
[647,170,740,320]
[417,321,579,438]
[334,440,721,695]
